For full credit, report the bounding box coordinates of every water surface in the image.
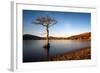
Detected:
[23,40,90,62]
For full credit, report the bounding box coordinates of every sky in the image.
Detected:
[23,10,91,37]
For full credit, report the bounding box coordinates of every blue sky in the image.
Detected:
[23,10,91,37]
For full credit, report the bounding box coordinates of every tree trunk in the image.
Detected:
[46,26,49,46]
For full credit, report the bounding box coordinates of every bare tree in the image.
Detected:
[32,15,57,47]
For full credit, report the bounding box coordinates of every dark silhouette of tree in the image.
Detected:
[32,15,57,47]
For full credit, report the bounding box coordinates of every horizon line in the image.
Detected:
[23,32,91,38]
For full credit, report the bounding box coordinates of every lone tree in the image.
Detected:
[32,15,57,48]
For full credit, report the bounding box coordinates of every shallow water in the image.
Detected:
[23,40,90,62]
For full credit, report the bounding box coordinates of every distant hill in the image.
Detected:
[23,34,43,40]
[66,32,91,40]
[23,32,91,40]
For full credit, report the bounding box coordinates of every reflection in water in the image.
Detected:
[23,40,90,62]
[43,43,50,58]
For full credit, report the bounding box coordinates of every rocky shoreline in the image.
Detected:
[48,47,91,61]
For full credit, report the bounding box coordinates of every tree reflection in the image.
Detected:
[43,43,50,58]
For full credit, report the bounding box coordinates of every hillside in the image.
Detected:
[23,34,43,40]
[23,32,91,40]
[66,32,91,40]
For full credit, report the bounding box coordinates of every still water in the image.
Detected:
[23,40,90,62]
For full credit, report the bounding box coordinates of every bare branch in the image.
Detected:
[32,15,57,27]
